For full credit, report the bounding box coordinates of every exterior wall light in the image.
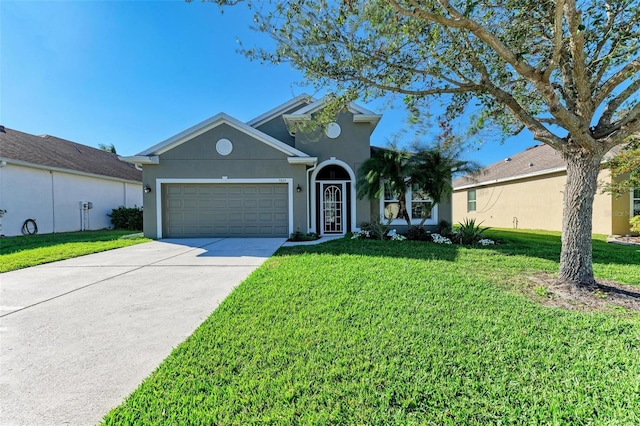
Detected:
[144,185,152,194]
[296,184,302,193]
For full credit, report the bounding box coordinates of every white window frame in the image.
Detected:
[468,189,477,212]
[379,182,438,225]
[632,188,640,218]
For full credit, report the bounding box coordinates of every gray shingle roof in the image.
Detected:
[0,127,142,182]
[454,143,622,189]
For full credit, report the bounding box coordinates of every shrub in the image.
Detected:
[407,225,430,241]
[108,206,143,231]
[437,220,453,238]
[456,218,490,245]
[631,215,640,234]
[289,230,319,241]
[359,218,392,240]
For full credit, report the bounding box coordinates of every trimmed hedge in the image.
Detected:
[108,206,143,231]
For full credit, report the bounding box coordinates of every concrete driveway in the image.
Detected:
[0,237,285,426]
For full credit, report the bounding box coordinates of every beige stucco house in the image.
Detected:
[122,95,451,239]
[452,143,637,236]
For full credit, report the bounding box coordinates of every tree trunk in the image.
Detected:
[399,195,411,227]
[558,147,604,289]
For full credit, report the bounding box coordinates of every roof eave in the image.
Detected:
[287,157,318,166]
[453,166,568,190]
[118,155,160,165]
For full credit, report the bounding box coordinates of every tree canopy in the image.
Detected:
[230,0,639,154]
[206,0,639,288]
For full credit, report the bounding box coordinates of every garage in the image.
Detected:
[162,183,289,238]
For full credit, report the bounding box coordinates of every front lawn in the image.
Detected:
[0,230,150,272]
[103,229,640,424]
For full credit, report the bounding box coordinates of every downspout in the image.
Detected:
[50,171,56,233]
[306,164,316,233]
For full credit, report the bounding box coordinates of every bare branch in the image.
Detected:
[480,82,566,148]
[564,0,593,120]
[543,0,565,82]
[593,59,640,107]
[594,101,640,140]
[596,77,640,129]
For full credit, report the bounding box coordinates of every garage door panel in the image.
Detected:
[274,199,288,209]
[163,183,289,237]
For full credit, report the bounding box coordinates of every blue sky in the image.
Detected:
[1,0,536,166]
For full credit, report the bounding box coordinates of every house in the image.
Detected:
[121,95,452,239]
[452,143,637,235]
[0,126,143,237]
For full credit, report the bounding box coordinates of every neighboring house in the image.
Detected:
[452,143,636,235]
[121,95,452,239]
[0,126,143,237]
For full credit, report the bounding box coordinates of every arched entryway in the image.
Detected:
[311,160,356,235]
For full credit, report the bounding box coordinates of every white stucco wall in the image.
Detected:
[0,163,142,237]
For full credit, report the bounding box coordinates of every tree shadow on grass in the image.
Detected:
[484,229,640,267]
[276,237,461,262]
[276,229,640,270]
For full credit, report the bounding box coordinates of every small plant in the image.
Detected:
[359,217,392,240]
[478,238,495,246]
[456,218,490,245]
[108,206,143,231]
[288,230,319,242]
[431,233,452,244]
[630,215,640,234]
[535,286,550,297]
[387,229,407,241]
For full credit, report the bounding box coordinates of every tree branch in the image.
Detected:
[543,0,565,82]
[593,101,640,140]
[564,0,593,120]
[593,59,640,107]
[596,77,640,129]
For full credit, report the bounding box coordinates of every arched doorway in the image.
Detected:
[313,162,354,235]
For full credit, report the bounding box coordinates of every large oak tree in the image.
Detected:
[206,0,640,289]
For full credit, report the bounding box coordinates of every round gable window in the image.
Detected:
[325,122,341,139]
[216,138,233,156]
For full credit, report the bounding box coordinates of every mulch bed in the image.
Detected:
[525,273,640,312]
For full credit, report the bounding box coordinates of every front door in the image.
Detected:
[322,182,345,234]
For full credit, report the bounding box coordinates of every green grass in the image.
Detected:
[103,229,640,425]
[0,230,150,272]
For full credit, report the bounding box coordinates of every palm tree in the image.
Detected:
[357,146,414,226]
[98,143,117,154]
[357,143,478,228]
[412,144,479,226]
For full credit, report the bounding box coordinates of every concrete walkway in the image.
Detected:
[0,238,285,426]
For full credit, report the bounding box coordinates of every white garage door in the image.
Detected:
[163,183,289,237]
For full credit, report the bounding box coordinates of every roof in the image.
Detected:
[132,112,311,159]
[454,143,623,189]
[246,94,316,128]
[282,97,382,133]
[0,127,142,182]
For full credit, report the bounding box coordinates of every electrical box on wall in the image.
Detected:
[80,201,93,210]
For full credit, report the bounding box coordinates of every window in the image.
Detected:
[468,190,477,212]
[381,182,436,224]
[633,188,640,217]
[410,183,433,221]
